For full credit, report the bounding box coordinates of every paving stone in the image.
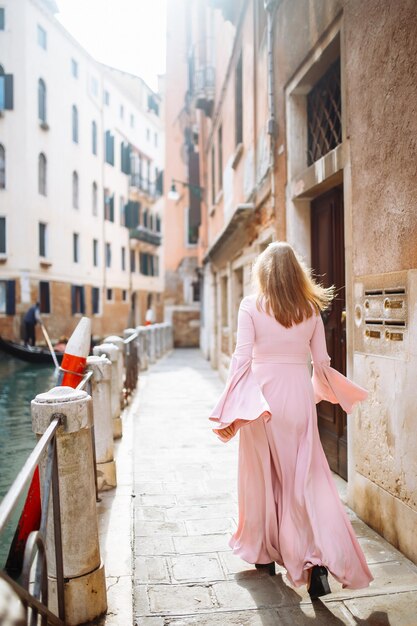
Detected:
[135,506,168,521]
[135,481,166,495]
[358,536,405,564]
[166,503,237,521]
[138,494,178,507]
[173,534,231,555]
[135,536,176,556]
[170,554,225,583]
[135,556,171,583]
[176,493,237,506]
[344,590,417,625]
[185,518,236,536]
[162,609,281,625]
[147,583,216,614]
[212,574,302,611]
[136,520,187,537]
[275,602,357,625]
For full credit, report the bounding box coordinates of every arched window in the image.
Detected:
[92,120,97,155]
[72,105,78,143]
[38,78,47,123]
[38,153,47,195]
[0,144,5,189]
[72,171,79,208]
[92,181,98,215]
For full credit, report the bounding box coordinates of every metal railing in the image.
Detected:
[0,416,65,625]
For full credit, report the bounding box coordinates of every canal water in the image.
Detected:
[0,353,57,566]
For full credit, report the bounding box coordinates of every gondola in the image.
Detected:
[0,336,64,365]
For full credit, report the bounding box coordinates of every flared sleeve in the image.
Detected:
[209,297,271,442]
[310,314,368,414]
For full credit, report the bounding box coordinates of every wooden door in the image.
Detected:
[311,186,347,479]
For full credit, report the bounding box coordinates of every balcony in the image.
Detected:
[129,225,162,247]
[194,66,215,117]
[129,174,163,199]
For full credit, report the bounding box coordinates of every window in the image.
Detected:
[187,207,199,245]
[93,239,98,266]
[105,130,114,165]
[39,281,50,314]
[92,120,97,155]
[0,8,5,30]
[0,66,14,111]
[120,104,124,119]
[307,58,341,165]
[37,24,47,50]
[121,143,131,175]
[92,287,100,314]
[38,78,47,124]
[130,249,136,272]
[154,132,158,147]
[130,113,134,128]
[0,216,6,253]
[211,144,215,204]
[119,196,125,226]
[105,242,111,268]
[150,214,154,230]
[73,233,79,263]
[156,215,161,232]
[146,128,150,141]
[91,76,98,97]
[0,144,5,189]
[121,246,126,271]
[143,210,148,228]
[192,280,200,302]
[72,171,79,208]
[0,280,15,315]
[71,59,78,78]
[218,125,223,189]
[38,153,47,195]
[104,90,110,106]
[106,288,113,301]
[122,290,127,302]
[72,105,78,143]
[71,285,85,314]
[235,53,243,145]
[104,190,114,221]
[92,181,98,215]
[147,93,159,116]
[39,222,47,257]
[139,253,158,276]
[147,160,151,190]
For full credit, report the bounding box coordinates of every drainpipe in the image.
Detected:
[264,0,279,239]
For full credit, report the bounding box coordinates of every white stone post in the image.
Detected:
[148,326,156,363]
[123,328,139,396]
[93,343,122,439]
[136,326,148,370]
[86,355,116,491]
[31,387,107,626]
[104,335,125,408]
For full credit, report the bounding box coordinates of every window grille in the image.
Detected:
[307,59,341,166]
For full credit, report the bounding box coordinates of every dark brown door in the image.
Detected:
[311,186,347,479]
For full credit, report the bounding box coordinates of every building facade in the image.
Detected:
[0,0,164,343]
[165,0,417,565]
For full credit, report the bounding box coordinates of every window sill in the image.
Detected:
[0,253,7,263]
[39,257,52,267]
[39,121,49,131]
[231,142,244,170]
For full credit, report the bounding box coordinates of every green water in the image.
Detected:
[0,353,57,565]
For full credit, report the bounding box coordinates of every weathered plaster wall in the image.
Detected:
[345,0,417,276]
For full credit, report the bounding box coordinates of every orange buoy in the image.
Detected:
[58,317,91,387]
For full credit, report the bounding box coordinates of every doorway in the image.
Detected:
[311,185,347,479]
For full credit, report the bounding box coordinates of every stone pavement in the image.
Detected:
[132,349,417,626]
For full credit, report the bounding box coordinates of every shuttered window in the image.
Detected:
[92,120,97,155]
[93,239,98,266]
[39,222,47,257]
[0,70,14,111]
[120,142,131,174]
[125,201,140,228]
[105,130,114,165]
[0,9,5,30]
[92,287,100,314]
[0,216,5,253]
[38,78,47,123]
[0,145,5,189]
[121,246,126,271]
[235,53,243,145]
[72,105,78,143]
[105,242,111,268]
[73,233,79,263]
[39,281,50,314]
[71,285,85,315]
[38,153,47,195]
[0,280,15,315]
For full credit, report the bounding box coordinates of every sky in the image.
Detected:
[56,0,167,91]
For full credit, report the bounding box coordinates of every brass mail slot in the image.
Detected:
[384,298,403,309]
[385,330,403,341]
[365,329,381,339]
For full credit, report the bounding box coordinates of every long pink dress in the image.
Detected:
[209,295,373,589]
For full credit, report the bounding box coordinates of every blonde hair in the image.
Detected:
[253,242,334,328]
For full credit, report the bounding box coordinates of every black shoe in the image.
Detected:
[255,562,276,576]
[308,565,331,600]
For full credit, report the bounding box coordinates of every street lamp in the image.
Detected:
[167,179,204,201]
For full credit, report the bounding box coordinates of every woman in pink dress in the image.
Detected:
[209,242,373,600]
